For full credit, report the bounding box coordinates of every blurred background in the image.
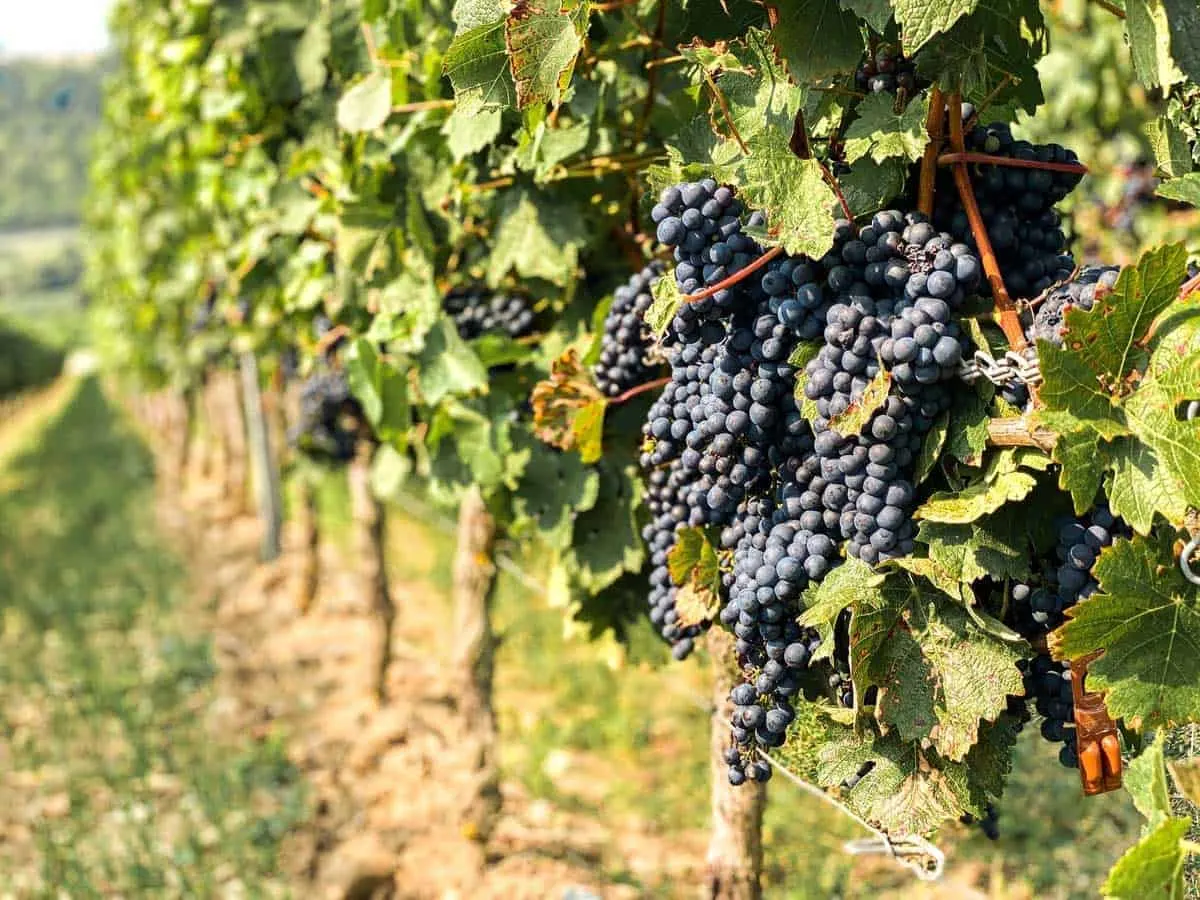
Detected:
[0,1,1195,898]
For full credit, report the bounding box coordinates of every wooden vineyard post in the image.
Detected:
[176,385,196,488]
[451,485,502,845]
[239,352,284,562]
[348,438,394,702]
[707,628,765,900]
[222,370,250,512]
[296,479,321,614]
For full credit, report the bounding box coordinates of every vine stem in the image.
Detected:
[609,376,670,406]
[392,99,454,114]
[703,70,749,155]
[683,246,784,305]
[1090,0,1127,18]
[946,93,1029,351]
[938,152,1089,176]
[965,73,1015,131]
[918,86,945,217]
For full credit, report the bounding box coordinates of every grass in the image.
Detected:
[0,376,307,897]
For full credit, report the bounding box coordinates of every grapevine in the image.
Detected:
[83,0,1200,896]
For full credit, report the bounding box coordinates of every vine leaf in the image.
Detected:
[345,338,409,446]
[667,527,722,626]
[1125,735,1172,825]
[443,13,517,115]
[571,399,606,464]
[1102,817,1189,900]
[769,0,863,83]
[799,557,881,662]
[1168,757,1200,806]
[1125,0,1200,91]
[646,275,682,338]
[570,461,644,591]
[711,28,805,142]
[829,368,891,438]
[530,346,605,454]
[486,188,585,287]
[443,106,503,159]
[893,0,981,53]
[513,434,600,548]
[854,575,1024,761]
[1054,533,1200,730]
[337,70,392,133]
[736,128,838,259]
[505,1,589,109]
[417,319,488,405]
[1156,172,1200,206]
[839,158,909,218]
[944,387,989,466]
[841,0,893,33]
[915,450,1040,525]
[843,94,930,166]
[913,410,949,486]
[815,729,1004,834]
[1053,428,1104,514]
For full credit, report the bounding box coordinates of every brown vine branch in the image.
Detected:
[593,0,639,9]
[610,376,671,406]
[938,152,1089,176]
[986,417,1058,453]
[1090,0,1127,19]
[965,74,1015,131]
[316,324,351,356]
[683,246,784,305]
[918,86,945,218]
[1180,271,1200,300]
[645,54,685,70]
[946,93,1029,351]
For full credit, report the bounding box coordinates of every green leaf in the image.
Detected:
[337,70,393,133]
[444,16,516,114]
[769,0,864,83]
[842,0,895,32]
[916,452,1039,525]
[829,369,891,438]
[345,338,410,445]
[1102,817,1189,900]
[799,557,882,662]
[1059,243,1188,387]
[844,94,930,166]
[1053,428,1105,514]
[667,526,719,587]
[944,387,989,466]
[513,436,600,545]
[646,273,683,337]
[913,411,949,486]
[1037,341,1128,441]
[1156,173,1200,206]
[1147,118,1195,179]
[735,129,838,259]
[1105,436,1190,535]
[570,461,644,590]
[717,29,807,142]
[486,188,584,287]
[1125,735,1173,824]
[443,106,503,160]
[1126,0,1188,90]
[505,1,589,109]
[1056,533,1200,730]
[816,732,979,834]
[417,319,489,405]
[840,158,909,218]
[855,575,1025,760]
[893,0,981,53]
[571,398,606,464]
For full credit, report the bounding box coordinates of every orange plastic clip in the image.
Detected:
[1070,651,1122,795]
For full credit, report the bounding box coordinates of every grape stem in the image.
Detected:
[703,69,749,155]
[1090,0,1127,19]
[1180,271,1200,300]
[937,152,1089,176]
[609,376,671,406]
[392,99,454,114]
[946,93,1030,352]
[316,324,351,356]
[918,86,945,218]
[682,245,784,305]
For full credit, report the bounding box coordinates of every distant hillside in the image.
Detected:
[0,58,107,231]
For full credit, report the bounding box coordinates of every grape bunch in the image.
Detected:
[930,120,1083,300]
[291,370,362,464]
[1028,266,1120,346]
[637,179,995,784]
[443,289,536,340]
[1008,505,1129,768]
[594,262,666,397]
[854,44,924,97]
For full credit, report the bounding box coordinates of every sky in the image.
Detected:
[1,0,115,59]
